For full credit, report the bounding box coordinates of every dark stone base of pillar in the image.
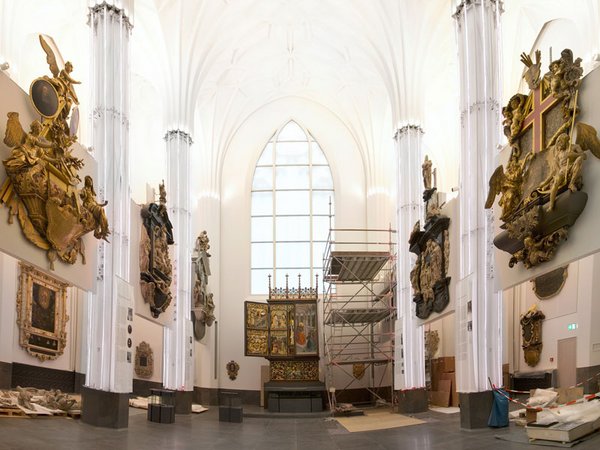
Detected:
[0,361,12,389]
[175,390,193,414]
[396,388,428,414]
[81,386,129,428]
[459,391,494,429]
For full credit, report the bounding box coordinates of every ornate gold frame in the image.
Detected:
[134,341,154,379]
[16,263,69,361]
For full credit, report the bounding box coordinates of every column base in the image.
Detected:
[81,386,129,428]
[395,388,428,414]
[175,390,193,414]
[459,391,494,429]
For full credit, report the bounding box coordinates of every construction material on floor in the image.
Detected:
[129,395,208,413]
[334,407,424,432]
[429,406,460,414]
[0,387,80,418]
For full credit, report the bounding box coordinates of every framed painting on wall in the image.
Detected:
[17,263,70,361]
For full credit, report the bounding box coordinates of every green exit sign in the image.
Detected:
[568,323,578,331]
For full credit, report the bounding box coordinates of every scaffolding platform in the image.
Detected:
[322,228,397,413]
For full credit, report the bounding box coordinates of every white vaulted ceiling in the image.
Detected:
[131,0,461,199]
[1,0,599,201]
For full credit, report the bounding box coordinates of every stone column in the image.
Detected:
[82,0,133,429]
[453,0,503,429]
[394,125,427,412]
[163,129,194,413]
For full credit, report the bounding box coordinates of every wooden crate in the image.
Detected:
[0,408,27,417]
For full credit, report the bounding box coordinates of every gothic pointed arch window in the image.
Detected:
[251,121,334,294]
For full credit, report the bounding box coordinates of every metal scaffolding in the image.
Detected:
[322,227,397,412]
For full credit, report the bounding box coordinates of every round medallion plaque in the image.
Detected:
[30,78,60,118]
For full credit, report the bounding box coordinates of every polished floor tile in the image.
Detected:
[1,407,600,450]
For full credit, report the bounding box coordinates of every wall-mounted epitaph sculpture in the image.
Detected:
[139,181,174,318]
[226,360,239,380]
[520,304,545,367]
[486,49,600,269]
[1,36,108,269]
[409,156,451,320]
[134,341,154,379]
[16,263,70,361]
[531,265,568,300]
[191,231,215,340]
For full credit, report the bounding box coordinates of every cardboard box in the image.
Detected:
[502,363,510,390]
[556,387,583,405]
[430,389,451,407]
[437,357,455,373]
[440,372,459,407]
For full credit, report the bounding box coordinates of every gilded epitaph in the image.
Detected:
[409,156,451,319]
[139,181,174,318]
[1,36,109,269]
[486,49,600,269]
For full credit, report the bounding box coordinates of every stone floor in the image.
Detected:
[1,406,600,450]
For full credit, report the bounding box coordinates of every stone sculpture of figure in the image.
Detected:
[422,155,432,190]
[80,175,110,241]
[158,180,167,205]
[538,133,586,210]
[198,230,211,255]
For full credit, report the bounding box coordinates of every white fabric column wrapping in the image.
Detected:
[395,125,425,390]
[85,0,132,392]
[163,130,194,390]
[453,0,503,392]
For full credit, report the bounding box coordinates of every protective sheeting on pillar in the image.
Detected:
[85,1,133,393]
[395,125,426,390]
[453,0,503,393]
[163,130,194,390]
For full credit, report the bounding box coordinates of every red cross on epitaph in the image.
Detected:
[521,84,559,153]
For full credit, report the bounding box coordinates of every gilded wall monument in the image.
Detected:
[1,36,109,269]
[486,49,600,269]
[409,156,451,320]
[191,230,215,340]
[139,181,174,318]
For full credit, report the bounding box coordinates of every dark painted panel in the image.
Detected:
[11,362,83,393]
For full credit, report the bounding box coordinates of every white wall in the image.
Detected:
[503,255,600,375]
[426,313,456,359]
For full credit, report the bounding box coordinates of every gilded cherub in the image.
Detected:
[537,133,585,211]
[80,175,110,241]
[40,35,80,109]
[502,94,527,142]
[3,115,55,173]
[485,150,533,221]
